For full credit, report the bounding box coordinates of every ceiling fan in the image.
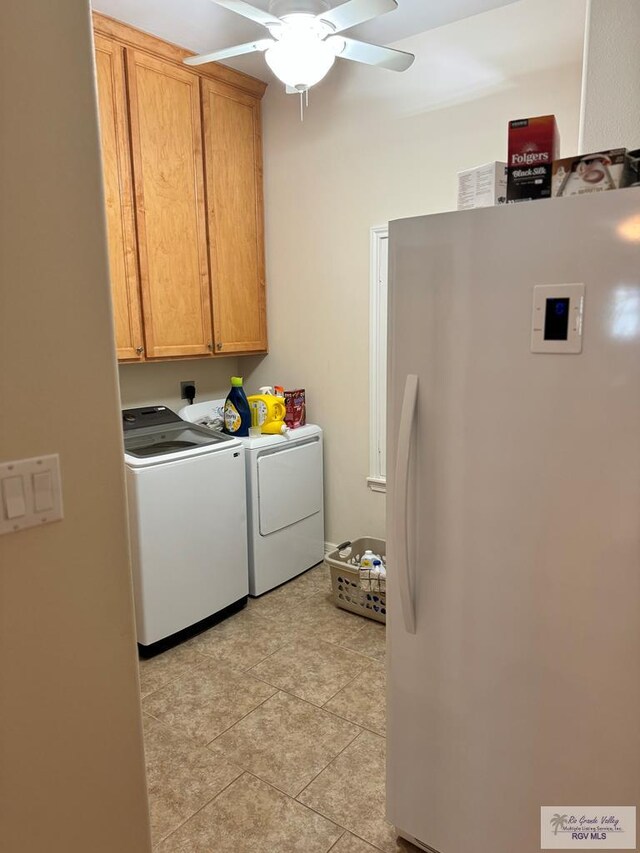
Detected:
[184,0,415,97]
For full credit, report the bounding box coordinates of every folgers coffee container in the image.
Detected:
[507,115,560,202]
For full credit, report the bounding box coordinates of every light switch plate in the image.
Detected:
[0,454,63,535]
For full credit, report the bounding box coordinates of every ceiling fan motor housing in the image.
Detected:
[269,0,330,19]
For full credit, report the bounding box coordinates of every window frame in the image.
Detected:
[367,225,388,493]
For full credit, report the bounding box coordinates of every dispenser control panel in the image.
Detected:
[531,283,585,353]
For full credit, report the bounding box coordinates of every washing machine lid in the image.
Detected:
[178,399,225,431]
[123,406,239,466]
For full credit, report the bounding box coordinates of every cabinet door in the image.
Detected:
[94,35,144,361]
[127,51,213,359]
[202,80,267,354]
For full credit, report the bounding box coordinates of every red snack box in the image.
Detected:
[284,389,306,429]
[507,115,560,202]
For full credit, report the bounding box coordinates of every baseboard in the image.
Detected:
[324,541,337,554]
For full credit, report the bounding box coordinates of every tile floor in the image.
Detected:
[139,562,417,852]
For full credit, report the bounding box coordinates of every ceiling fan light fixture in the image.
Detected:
[186,0,414,109]
[265,30,335,90]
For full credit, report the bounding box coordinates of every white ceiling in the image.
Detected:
[92,0,522,80]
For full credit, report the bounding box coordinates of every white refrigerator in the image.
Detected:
[386,188,640,853]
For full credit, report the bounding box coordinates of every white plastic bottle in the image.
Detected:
[360,550,382,569]
[360,550,376,569]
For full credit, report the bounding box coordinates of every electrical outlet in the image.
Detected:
[180,380,196,401]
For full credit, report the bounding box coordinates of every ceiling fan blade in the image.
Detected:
[184,38,274,65]
[328,35,414,71]
[318,0,398,33]
[211,0,282,28]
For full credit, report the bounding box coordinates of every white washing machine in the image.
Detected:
[180,400,325,596]
[123,406,248,652]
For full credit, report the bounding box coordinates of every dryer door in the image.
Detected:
[257,439,323,535]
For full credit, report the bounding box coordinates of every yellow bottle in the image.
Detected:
[247,393,286,433]
[261,419,289,436]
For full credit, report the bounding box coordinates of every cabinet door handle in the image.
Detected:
[135,346,144,355]
[216,342,223,351]
[207,342,213,351]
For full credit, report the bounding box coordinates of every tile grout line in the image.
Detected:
[153,769,250,849]
[144,629,383,749]
[142,709,222,752]
[144,648,377,751]
[158,770,348,852]
[293,728,394,853]
[200,689,364,803]
[287,718,362,800]
[320,708,386,740]
[319,660,387,736]
[194,637,294,673]
[294,727,367,804]
[294,786,394,853]
[142,651,277,713]
[139,656,210,702]
[245,637,374,689]
[327,830,349,852]
[343,827,395,853]
[247,584,324,617]
[141,636,383,734]
[194,596,342,668]
[237,771,349,846]
[242,666,373,714]
[327,623,386,658]
[202,685,280,750]
[319,659,382,710]
[205,687,363,770]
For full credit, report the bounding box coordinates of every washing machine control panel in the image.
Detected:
[122,406,183,431]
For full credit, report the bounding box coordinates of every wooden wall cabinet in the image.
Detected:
[93,15,268,362]
[202,80,267,354]
[127,50,213,359]
[94,35,144,361]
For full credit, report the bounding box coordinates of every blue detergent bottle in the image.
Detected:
[223,376,251,437]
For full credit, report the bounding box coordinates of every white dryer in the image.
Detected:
[180,400,325,595]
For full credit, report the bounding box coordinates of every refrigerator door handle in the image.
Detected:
[395,373,418,634]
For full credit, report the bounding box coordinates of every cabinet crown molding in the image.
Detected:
[92,12,268,100]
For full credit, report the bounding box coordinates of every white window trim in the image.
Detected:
[368,225,388,493]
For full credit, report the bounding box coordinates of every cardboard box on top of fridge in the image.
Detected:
[457,162,507,210]
[552,148,640,196]
[507,115,560,202]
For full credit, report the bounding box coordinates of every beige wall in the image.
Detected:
[119,357,239,412]
[0,3,151,851]
[579,0,640,151]
[246,0,587,546]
